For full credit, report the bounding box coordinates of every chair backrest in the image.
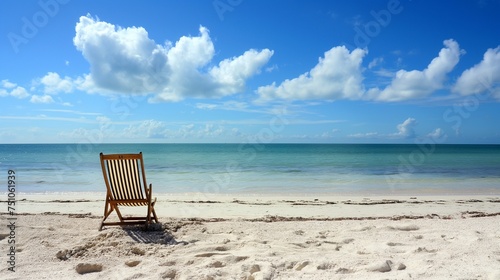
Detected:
[100,153,148,202]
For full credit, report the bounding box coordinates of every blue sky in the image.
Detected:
[1,0,499,144]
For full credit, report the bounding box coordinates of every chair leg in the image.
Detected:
[115,206,126,223]
[100,200,112,231]
[152,207,159,223]
[100,203,124,231]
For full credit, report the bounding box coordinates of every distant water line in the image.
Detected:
[1,143,499,195]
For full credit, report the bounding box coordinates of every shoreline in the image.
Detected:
[3,192,500,219]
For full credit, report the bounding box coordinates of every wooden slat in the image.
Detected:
[104,157,146,202]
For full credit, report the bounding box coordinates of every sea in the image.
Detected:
[1,143,500,195]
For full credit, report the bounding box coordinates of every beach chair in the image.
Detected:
[99,152,158,230]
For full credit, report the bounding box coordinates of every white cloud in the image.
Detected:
[348,132,379,138]
[74,14,171,95]
[41,109,102,116]
[195,101,285,115]
[96,115,111,124]
[167,26,214,69]
[73,74,95,92]
[1,80,17,89]
[58,127,108,141]
[368,39,463,101]
[158,123,230,140]
[30,95,55,104]
[202,123,224,137]
[122,120,167,138]
[40,72,73,94]
[427,128,446,140]
[209,49,274,96]
[10,86,30,99]
[196,103,217,110]
[350,118,418,140]
[0,81,28,98]
[256,46,367,102]
[452,46,500,98]
[73,15,273,102]
[392,117,417,138]
[372,69,394,78]
[368,57,383,69]
[265,64,278,72]
[320,129,340,138]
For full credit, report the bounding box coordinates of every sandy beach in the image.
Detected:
[1,193,500,279]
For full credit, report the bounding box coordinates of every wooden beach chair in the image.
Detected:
[99,152,158,230]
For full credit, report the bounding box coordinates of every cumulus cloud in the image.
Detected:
[73,14,273,102]
[123,120,167,138]
[256,46,367,102]
[74,15,171,94]
[195,103,217,110]
[427,128,446,140]
[209,49,274,96]
[392,117,417,138]
[1,80,16,89]
[30,95,55,104]
[452,46,500,98]
[40,72,73,94]
[368,39,463,101]
[0,80,30,99]
[10,86,30,99]
[350,118,418,140]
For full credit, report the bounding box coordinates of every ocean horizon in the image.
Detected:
[1,143,500,195]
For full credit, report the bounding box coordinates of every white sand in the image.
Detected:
[1,193,500,279]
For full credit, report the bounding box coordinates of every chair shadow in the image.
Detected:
[122,223,189,245]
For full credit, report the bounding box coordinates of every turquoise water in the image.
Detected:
[1,144,500,195]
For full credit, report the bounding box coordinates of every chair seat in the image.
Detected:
[111,198,157,207]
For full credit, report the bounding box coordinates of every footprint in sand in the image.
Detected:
[161,268,177,279]
[214,246,230,251]
[223,255,249,263]
[208,260,225,268]
[317,262,336,270]
[208,261,226,268]
[342,238,355,244]
[234,256,249,262]
[159,260,176,266]
[336,267,353,274]
[130,247,146,256]
[248,264,260,274]
[414,247,437,253]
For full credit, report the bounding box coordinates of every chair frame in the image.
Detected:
[99,152,158,230]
